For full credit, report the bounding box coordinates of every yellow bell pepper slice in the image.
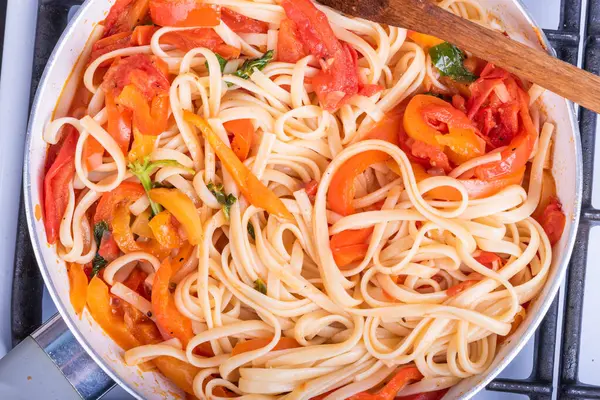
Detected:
[148,210,181,249]
[182,110,294,221]
[148,188,203,245]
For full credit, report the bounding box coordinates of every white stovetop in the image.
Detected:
[0,1,592,399]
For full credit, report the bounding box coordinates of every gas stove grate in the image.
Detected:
[10,0,598,399]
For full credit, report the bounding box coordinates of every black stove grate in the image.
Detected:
[9,0,598,398]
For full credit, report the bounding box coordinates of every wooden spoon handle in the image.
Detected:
[322,0,600,114]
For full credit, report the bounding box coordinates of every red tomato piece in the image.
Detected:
[349,366,423,400]
[358,83,384,97]
[98,232,120,262]
[277,18,307,63]
[149,0,220,27]
[90,32,132,65]
[43,126,79,244]
[161,28,241,58]
[447,280,479,297]
[282,0,359,111]
[536,196,566,245]
[122,268,150,300]
[224,119,254,161]
[101,54,170,100]
[94,181,146,225]
[104,0,150,37]
[221,8,268,33]
[304,179,319,197]
[410,140,452,172]
[474,251,502,269]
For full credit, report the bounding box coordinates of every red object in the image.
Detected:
[398,123,431,168]
[277,18,308,63]
[98,232,120,262]
[396,389,450,400]
[130,25,159,46]
[410,140,452,172]
[94,181,146,225]
[116,84,170,136]
[536,196,566,245]
[149,0,220,27]
[349,366,423,400]
[161,28,241,58]
[359,84,384,97]
[221,8,268,33]
[282,0,359,111]
[105,93,133,155]
[304,179,319,197]
[43,126,79,244]
[474,251,502,269]
[122,268,150,300]
[104,0,150,37]
[447,280,479,297]
[330,228,374,267]
[224,119,254,161]
[102,54,170,100]
[90,32,132,65]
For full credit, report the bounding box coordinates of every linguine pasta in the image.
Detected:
[41,0,566,399]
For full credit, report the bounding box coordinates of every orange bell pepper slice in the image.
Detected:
[224,119,254,161]
[94,181,146,225]
[183,111,294,221]
[86,276,140,349]
[116,84,169,136]
[67,263,88,318]
[148,210,182,249]
[231,337,300,356]
[152,258,194,346]
[130,25,159,46]
[330,228,374,268]
[148,188,203,245]
[350,366,423,400]
[407,31,444,48]
[328,151,390,216]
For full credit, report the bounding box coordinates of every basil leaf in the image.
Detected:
[92,254,108,277]
[207,182,237,220]
[247,223,256,240]
[93,221,109,247]
[429,42,477,83]
[129,157,194,216]
[233,50,274,80]
[206,54,227,73]
[254,278,267,295]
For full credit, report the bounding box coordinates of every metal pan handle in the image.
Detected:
[0,314,115,400]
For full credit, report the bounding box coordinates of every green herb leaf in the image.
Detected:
[207,182,237,220]
[93,221,109,247]
[92,254,108,277]
[247,223,256,240]
[429,42,477,83]
[233,50,274,80]
[254,278,267,295]
[206,54,228,73]
[128,157,195,216]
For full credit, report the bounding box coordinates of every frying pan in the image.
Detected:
[0,0,583,399]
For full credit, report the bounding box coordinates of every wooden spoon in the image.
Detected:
[318,0,600,114]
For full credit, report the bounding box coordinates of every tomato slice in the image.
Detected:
[90,32,132,65]
[43,126,78,244]
[224,119,254,161]
[122,268,149,299]
[161,28,241,58]
[98,232,120,262]
[149,0,220,27]
[536,196,566,245]
[282,0,359,111]
[102,54,170,100]
[221,8,268,33]
[106,92,133,155]
[474,251,502,269]
[104,0,150,37]
[277,18,307,63]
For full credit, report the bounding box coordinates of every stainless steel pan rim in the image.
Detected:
[22,1,583,399]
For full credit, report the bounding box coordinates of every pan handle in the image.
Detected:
[0,313,115,399]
